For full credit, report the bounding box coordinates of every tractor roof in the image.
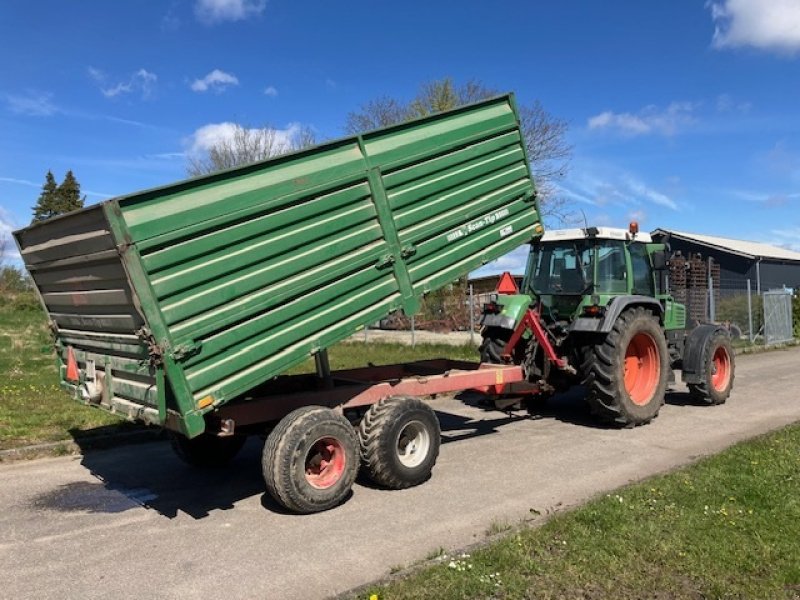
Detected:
[541,227,653,244]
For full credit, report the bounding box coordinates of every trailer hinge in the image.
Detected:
[400,245,417,259]
[116,242,134,255]
[375,254,395,269]
[169,341,202,362]
[135,327,164,367]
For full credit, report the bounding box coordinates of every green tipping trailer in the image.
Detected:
[14,94,543,442]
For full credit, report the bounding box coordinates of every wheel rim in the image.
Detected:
[711,346,731,392]
[624,332,661,406]
[305,437,346,489]
[396,421,431,468]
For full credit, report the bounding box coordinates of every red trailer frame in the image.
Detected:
[209,359,539,434]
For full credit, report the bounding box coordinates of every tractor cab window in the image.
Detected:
[531,242,593,295]
[595,241,627,294]
[630,243,655,295]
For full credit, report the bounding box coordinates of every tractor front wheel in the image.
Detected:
[688,333,735,405]
[583,307,669,427]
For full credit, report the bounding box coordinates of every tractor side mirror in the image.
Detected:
[651,250,668,270]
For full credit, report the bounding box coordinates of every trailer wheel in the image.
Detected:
[583,307,669,427]
[169,432,247,468]
[688,333,735,405]
[359,396,441,489]
[262,406,359,513]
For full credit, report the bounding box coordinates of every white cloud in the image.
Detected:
[716,93,752,113]
[769,227,800,252]
[263,85,278,97]
[190,69,239,93]
[0,206,21,262]
[709,0,800,54]
[4,91,58,116]
[588,102,697,137]
[561,167,679,213]
[186,122,300,155]
[195,0,266,24]
[94,68,157,99]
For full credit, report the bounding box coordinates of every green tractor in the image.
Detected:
[480,224,735,426]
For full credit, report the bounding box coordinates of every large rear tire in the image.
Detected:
[170,432,247,468]
[479,326,512,363]
[262,406,359,514]
[358,396,441,489]
[688,333,735,405]
[583,307,669,427]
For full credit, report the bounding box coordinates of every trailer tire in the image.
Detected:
[688,333,735,405]
[583,307,668,427]
[169,432,247,468]
[262,406,359,514]
[359,396,441,489]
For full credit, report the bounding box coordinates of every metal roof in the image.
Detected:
[652,229,800,262]
[541,227,653,243]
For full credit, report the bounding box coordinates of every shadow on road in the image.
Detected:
[72,388,632,519]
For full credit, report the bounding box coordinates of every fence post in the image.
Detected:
[411,315,416,349]
[747,279,754,343]
[469,284,475,346]
[708,271,716,322]
[364,323,368,342]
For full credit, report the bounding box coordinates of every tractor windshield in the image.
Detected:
[529,241,594,295]
[528,239,630,297]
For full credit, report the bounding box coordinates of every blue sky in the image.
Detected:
[1,0,799,273]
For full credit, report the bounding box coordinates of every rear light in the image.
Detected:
[484,302,500,314]
[582,305,604,317]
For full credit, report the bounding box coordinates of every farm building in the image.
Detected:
[651,228,800,294]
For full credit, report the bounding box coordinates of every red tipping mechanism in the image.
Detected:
[496,271,519,294]
[66,346,79,382]
[502,307,572,372]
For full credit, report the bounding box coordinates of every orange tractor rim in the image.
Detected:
[711,346,731,392]
[624,332,660,406]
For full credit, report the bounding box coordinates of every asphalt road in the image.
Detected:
[2,347,799,600]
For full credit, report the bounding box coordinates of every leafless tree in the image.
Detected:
[345,78,573,221]
[187,124,317,177]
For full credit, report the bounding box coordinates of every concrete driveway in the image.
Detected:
[1,347,798,599]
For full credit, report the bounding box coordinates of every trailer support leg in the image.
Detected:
[315,349,333,389]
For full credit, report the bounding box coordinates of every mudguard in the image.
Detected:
[681,324,728,384]
[570,295,664,333]
[480,294,532,330]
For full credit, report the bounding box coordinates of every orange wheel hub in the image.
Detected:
[624,332,660,406]
[711,346,731,392]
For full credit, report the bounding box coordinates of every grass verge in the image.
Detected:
[360,423,800,600]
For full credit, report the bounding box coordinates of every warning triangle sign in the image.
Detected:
[496,271,519,294]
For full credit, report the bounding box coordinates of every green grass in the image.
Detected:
[362,424,800,600]
[0,302,476,451]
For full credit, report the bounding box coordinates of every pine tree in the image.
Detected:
[56,170,86,214]
[30,170,86,223]
[31,170,60,223]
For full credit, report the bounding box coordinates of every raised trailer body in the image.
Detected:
[14,94,542,440]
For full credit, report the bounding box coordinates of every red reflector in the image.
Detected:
[496,271,519,294]
[66,346,79,382]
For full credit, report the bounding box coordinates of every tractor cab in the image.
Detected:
[521,224,683,330]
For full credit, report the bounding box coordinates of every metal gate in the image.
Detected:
[763,289,794,346]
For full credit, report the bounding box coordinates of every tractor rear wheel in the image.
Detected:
[479,326,512,363]
[583,307,669,427]
[688,333,735,405]
[262,406,359,513]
